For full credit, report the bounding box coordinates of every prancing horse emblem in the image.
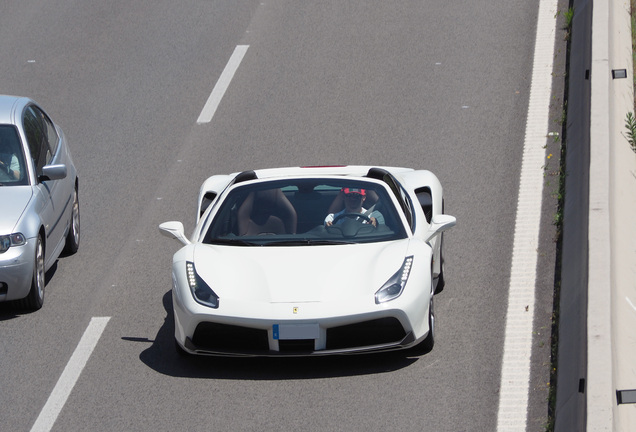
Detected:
[293,307,299,314]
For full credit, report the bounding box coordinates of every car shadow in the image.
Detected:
[130,291,421,380]
[0,302,20,320]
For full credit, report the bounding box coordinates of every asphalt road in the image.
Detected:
[0,1,566,431]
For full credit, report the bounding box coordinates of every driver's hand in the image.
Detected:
[370,217,377,227]
[326,221,333,227]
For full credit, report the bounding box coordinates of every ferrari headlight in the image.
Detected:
[186,261,219,308]
[375,256,413,304]
[0,233,26,253]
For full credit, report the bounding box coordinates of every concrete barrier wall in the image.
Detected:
[604,1,636,430]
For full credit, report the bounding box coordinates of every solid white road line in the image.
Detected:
[495,0,558,431]
[196,45,249,124]
[30,317,111,432]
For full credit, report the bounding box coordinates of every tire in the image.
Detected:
[434,197,446,294]
[434,232,445,294]
[63,186,80,255]
[23,235,45,310]
[421,294,435,351]
[411,289,435,355]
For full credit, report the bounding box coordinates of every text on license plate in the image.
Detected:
[273,324,320,340]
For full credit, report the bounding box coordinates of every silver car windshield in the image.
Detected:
[203,179,408,246]
[0,125,28,186]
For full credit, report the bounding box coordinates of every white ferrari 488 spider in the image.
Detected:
[160,166,455,356]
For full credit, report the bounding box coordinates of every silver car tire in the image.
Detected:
[22,235,45,310]
[63,186,80,255]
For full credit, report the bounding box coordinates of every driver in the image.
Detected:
[0,135,20,180]
[324,188,384,227]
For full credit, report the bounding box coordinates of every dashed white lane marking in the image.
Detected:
[495,0,558,431]
[30,317,111,432]
[196,45,249,124]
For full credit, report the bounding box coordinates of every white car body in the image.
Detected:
[160,166,455,356]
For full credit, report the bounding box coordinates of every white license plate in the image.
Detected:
[273,324,320,340]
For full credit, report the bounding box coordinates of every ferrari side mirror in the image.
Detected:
[159,221,191,245]
[423,214,456,242]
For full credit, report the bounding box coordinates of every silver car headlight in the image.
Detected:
[186,261,219,308]
[375,256,414,304]
[0,233,26,253]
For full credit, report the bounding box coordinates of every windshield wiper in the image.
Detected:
[262,239,356,246]
[207,238,260,246]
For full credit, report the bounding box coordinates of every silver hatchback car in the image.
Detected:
[0,95,79,310]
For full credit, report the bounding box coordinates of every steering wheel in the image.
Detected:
[332,212,373,225]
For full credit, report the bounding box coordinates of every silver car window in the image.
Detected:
[0,125,28,186]
[23,106,57,173]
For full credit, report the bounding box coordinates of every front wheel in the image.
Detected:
[421,295,435,351]
[434,233,445,294]
[410,292,435,355]
[21,235,45,310]
[63,186,80,255]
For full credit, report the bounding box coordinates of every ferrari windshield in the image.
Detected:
[203,178,408,245]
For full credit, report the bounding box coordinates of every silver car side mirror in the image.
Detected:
[39,164,67,182]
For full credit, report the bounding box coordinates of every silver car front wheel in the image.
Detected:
[22,235,45,310]
[64,186,80,255]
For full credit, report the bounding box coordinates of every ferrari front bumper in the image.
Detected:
[173,289,429,357]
